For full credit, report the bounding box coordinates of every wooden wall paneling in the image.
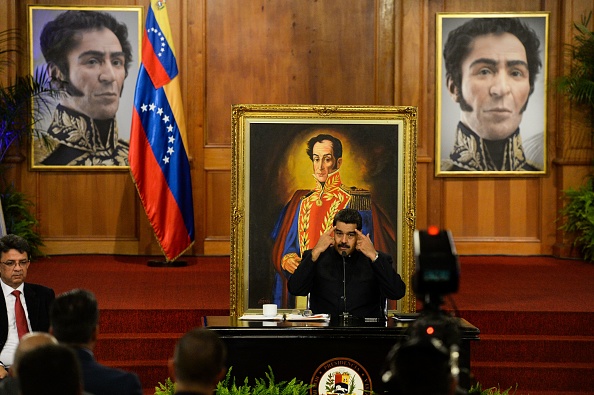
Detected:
[204,0,387,255]
[204,170,230,255]
[205,0,379,146]
[31,172,142,256]
[377,0,395,105]
[185,0,207,255]
[423,0,447,230]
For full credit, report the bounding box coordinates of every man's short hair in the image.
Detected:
[174,328,227,386]
[50,289,99,344]
[40,10,133,80]
[18,343,82,395]
[444,18,542,97]
[333,208,362,231]
[306,134,343,160]
[0,234,31,258]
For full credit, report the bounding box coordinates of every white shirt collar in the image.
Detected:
[0,279,24,298]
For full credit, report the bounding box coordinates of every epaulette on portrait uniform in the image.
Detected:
[341,185,372,211]
[301,190,315,200]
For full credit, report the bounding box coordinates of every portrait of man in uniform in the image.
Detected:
[246,122,401,310]
[230,105,417,316]
[436,14,548,175]
[28,6,142,168]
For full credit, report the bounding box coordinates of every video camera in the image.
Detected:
[381,227,465,395]
[412,226,460,311]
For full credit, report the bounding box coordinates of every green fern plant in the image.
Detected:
[154,377,175,395]
[155,366,312,395]
[558,12,594,117]
[0,183,44,257]
[0,29,59,161]
[559,178,594,261]
[217,366,312,395]
[469,383,517,395]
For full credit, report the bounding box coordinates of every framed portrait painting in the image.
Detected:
[230,104,418,317]
[435,12,549,176]
[28,5,143,169]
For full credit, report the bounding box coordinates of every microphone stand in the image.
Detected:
[340,251,350,322]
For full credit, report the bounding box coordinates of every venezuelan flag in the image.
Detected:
[129,0,194,261]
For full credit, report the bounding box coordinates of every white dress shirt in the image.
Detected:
[0,281,30,366]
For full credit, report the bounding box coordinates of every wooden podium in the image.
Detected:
[202,315,480,394]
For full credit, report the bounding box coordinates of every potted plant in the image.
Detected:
[0,28,57,252]
[155,367,312,395]
[557,12,594,261]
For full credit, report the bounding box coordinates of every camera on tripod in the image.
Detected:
[381,227,464,395]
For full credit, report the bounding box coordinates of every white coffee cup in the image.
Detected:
[262,303,278,317]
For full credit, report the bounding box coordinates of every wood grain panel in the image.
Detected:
[205,0,378,146]
[206,171,230,238]
[37,173,137,238]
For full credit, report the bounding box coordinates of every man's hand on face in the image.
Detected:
[355,229,377,260]
[311,226,335,262]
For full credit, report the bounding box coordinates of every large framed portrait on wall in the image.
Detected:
[435,12,549,176]
[28,6,143,170]
[230,104,418,317]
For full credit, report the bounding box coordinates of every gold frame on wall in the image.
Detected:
[230,104,418,317]
[28,5,143,170]
[435,12,549,176]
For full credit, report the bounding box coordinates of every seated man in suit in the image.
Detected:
[0,234,55,377]
[50,288,143,395]
[288,208,406,319]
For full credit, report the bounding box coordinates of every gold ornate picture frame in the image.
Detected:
[28,5,143,170]
[230,104,417,317]
[435,12,549,176]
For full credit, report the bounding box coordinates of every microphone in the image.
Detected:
[340,251,350,321]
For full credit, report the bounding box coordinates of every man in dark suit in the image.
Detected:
[0,234,55,378]
[50,288,143,395]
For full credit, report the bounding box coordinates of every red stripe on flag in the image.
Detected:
[141,32,171,90]
[129,110,192,258]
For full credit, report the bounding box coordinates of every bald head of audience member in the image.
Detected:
[170,328,227,394]
[17,343,82,395]
[11,332,58,376]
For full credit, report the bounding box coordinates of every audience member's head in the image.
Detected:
[50,288,99,347]
[170,328,227,394]
[17,343,82,395]
[0,234,32,289]
[11,331,58,376]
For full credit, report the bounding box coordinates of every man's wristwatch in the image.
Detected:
[373,252,379,262]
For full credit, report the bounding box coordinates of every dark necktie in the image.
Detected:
[11,290,29,339]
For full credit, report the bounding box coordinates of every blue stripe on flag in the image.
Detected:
[134,66,194,238]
